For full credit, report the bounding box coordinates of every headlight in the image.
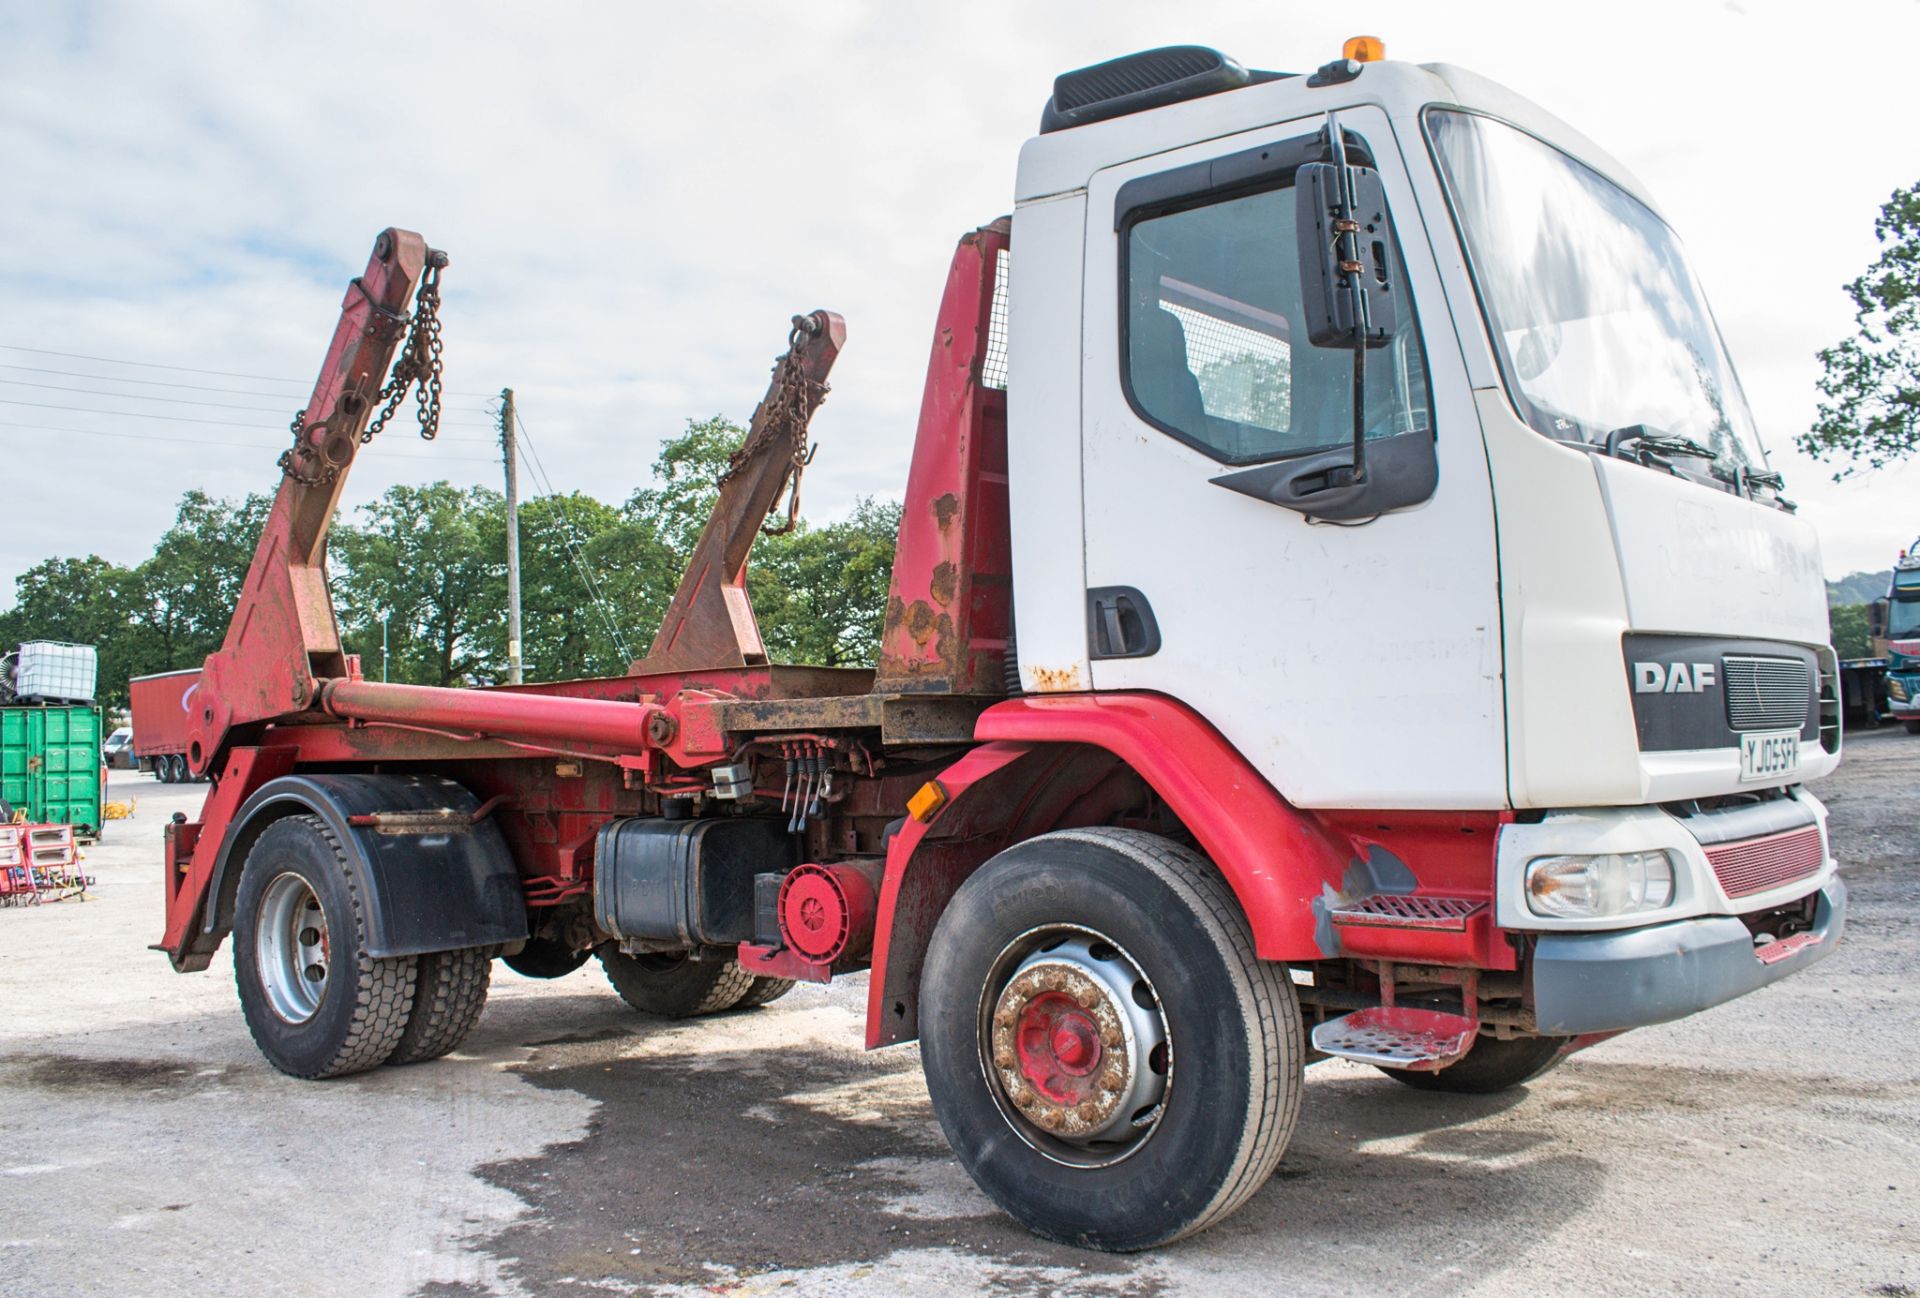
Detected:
[1525,850,1675,919]
[1890,678,1909,703]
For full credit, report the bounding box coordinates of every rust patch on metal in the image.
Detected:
[932,492,960,531]
[1029,664,1082,693]
[929,561,958,608]
[904,600,939,648]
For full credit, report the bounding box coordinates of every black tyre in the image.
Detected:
[599,948,755,1017]
[735,976,796,1009]
[1904,719,1920,735]
[156,755,175,784]
[1381,1032,1568,1095]
[387,947,492,1065]
[919,827,1302,1252]
[502,937,592,979]
[232,815,417,1079]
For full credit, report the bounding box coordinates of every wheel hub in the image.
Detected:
[988,934,1168,1146]
[256,873,329,1024]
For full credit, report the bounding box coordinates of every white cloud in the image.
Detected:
[1,0,1915,590]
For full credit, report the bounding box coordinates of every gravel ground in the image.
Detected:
[1,739,1915,1298]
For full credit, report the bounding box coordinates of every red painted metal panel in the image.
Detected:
[159,745,298,969]
[866,740,1035,1047]
[129,670,201,759]
[973,694,1353,961]
[873,220,1013,695]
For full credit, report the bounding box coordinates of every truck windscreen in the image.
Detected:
[1425,109,1768,478]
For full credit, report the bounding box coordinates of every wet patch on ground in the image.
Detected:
[0,1053,237,1095]
[455,1034,1156,1296]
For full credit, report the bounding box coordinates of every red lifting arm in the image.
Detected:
[186,228,438,775]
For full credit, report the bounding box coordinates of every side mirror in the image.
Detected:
[1868,599,1889,641]
[1296,160,1398,349]
[1216,129,1434,523]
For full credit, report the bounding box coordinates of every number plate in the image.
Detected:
[1739,729,1801,782]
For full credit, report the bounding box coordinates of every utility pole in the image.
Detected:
[500,387,524,685]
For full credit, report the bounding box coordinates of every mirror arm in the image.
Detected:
[1326,113,1370,486]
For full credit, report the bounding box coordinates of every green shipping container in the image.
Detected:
[1,704,104,836]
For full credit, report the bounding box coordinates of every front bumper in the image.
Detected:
[1530,877,1846,1034]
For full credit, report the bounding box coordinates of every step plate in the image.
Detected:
[1328,894,1485,931]
[1312,1007,1479,1072]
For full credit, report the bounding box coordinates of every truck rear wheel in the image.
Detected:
[387,947,492,1065]
[598,948,755,1017]
[735,976,795,1008]
[1380,1032,1568,1094]
[233,815,417,1079]
[919,827,1302,1251]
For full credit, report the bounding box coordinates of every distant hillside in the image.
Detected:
[1829,570,1892,607]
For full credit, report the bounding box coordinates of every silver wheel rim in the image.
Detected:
[977,925,1171,1169]
[256,872,329,1024]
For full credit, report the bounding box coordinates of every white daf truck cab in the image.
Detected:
[1000,41,1842,1075]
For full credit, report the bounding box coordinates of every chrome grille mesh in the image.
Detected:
[1722,655,1812,731]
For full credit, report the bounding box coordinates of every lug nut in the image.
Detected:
[994,1049,1014,1068]
[1077,1102,1101,1122]
[1076,988,1099,1009]
[1103,1027,1123,1049]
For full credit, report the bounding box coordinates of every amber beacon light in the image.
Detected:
[1343,35,1386,62]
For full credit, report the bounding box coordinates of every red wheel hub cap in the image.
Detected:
[1014,992,1105,1105]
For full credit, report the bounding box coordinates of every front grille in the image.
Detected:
[1723,655,1812,731]
[1705,824,1825,899]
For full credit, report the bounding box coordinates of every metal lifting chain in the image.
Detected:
[718,314,830,536]
[279,253,448,487]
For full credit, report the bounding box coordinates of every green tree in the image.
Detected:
[751,498,902,666]
[128,490,273,671]
[1829,603,1871,660]
[333,483,506,686]
[0,555,143,708]
[1801,182,1920,475]
[619,416,902,668]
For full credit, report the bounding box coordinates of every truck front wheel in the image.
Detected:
[918,828,1303,1251]
[598,948,754,1017]
[1380,1032,1568,1094]
[232,815,417,1078]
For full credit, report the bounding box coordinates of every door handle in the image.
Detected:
[1087,586,1162,660]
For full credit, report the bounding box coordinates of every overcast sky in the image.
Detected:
[2,0,1916,595]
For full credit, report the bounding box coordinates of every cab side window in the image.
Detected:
[1123,174,1430,465]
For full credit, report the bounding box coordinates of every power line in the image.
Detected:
[0,395,499,442]
[0,343,497,397]
[0,377,301,413]
[0,419,502,463]
[0,362,304,398]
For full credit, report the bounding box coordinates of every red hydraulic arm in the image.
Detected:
[186,228,437,776]
[635,311,846,674]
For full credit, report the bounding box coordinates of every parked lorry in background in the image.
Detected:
[1859,539,1920,732]
[154,40,1846,1249]
[129,669,205,783]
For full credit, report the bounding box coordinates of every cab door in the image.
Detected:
[1078,106,1505,810]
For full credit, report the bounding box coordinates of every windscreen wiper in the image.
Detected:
[1601,424,1715,462]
